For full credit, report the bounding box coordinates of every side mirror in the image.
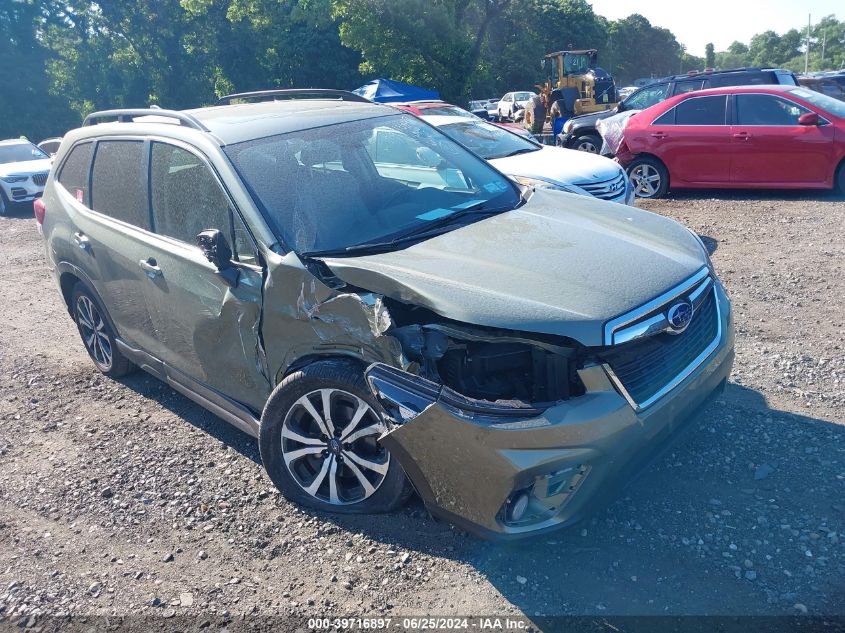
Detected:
[798,112,820,126]
[196,229,239,286]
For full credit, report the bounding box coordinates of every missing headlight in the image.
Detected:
[438,341,581,403]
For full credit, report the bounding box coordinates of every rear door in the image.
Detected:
[64,138,160,351]
[139,140,270,411]
[730,93,836,184]
[647,94,731,184]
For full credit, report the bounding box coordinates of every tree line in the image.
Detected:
[1,0,842,142]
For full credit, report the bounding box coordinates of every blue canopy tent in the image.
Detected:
[353,78,440,103]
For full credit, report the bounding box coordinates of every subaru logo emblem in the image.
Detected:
[667,301,694,332]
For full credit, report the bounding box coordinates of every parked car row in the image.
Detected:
[559,67,799,153]
[36,89,733,539]
[615,85,845,198]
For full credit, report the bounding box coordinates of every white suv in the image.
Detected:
[496,91,537,120]
[0,139,53,216]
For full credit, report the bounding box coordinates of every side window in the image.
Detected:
[674,95,727,125]
[624,84,671,110]
[367,129,429,166]
[672,81,703,96]
[232,211,259,266]
[652,108,675,125]
[735,94,810,126]
[57,142,92,205]
[91,140,148,229]
[150,143,230,245]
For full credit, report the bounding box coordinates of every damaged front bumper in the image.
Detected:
[366,287,734,540]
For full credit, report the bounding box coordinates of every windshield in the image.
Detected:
[788,88,845,118]
[435,119,540,160]
[0,143,48,164]
[225,113,520,256]
[622,84,670,111]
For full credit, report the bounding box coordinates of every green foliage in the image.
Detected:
[4,2,843,141]
[705,43,715,68]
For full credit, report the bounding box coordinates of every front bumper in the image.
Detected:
[367,284,734,540]
[1,181,44,204]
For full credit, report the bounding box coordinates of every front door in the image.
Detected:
[139,141,270,411]
[730,93,836,185]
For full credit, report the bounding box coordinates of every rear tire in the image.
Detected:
[524,95,545,134]
[259,360,412,514]
[627,156,669,199]
[836,160,845,195]
[71,282,136,377]
[573,133,602,154]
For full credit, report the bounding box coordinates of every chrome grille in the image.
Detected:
[574,172,627,200]
[600,268,722,410]
[32,173,49,186]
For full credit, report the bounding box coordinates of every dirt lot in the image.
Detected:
[1,191,844,626]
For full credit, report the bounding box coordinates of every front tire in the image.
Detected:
[573,133,602,154]
[0,190,9,217]
[71,282,136,377]
[259,360,411,514]
[627,156,669,199]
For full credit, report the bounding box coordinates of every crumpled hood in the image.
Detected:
[322,189,708,347]
[0,158,52,178]
[490,146,621,187]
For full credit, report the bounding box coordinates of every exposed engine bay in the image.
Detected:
[383,299,585,406]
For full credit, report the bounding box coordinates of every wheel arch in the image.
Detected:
[627,152,671,188]
[58,263,122,337]
[277,352,369,386]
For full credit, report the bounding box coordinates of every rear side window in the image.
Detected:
[674,95,727,125]
[775,71,798,86]
[91,141,148,229]
[709,72,774,88]
[672,81,703,96]
[57,142,92,205]
[150,143,231,245]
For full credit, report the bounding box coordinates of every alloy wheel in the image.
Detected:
[576,139,599,153]
[630,163,662,198]
[76,295,113,370]
[281,388,389,505]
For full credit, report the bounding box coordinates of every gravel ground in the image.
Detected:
[1,190,844,626]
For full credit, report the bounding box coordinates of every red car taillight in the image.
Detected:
[33,198,46,225]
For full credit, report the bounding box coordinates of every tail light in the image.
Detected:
[33,198,46,225]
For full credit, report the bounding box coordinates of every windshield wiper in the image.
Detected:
[302,202,506,258]
[500,147,540,158]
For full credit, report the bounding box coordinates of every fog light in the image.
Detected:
[507,491,530,523]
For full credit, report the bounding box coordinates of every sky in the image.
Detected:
[588,0,841,57]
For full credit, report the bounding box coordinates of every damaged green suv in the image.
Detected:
[39,90,734,539]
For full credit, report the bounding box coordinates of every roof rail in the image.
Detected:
[216,89,370,106]
[82,109,210,132]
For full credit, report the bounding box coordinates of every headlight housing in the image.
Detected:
[1,175,28,183]
[512,175,590,198]
[562,119,574,134]
[687,228,713,267]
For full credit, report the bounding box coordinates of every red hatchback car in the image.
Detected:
[616,85,845,198]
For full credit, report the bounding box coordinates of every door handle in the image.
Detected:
[733,132,752,140]
[73,232,90,251]
[650,132,667,139]
[138,258,162,278]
